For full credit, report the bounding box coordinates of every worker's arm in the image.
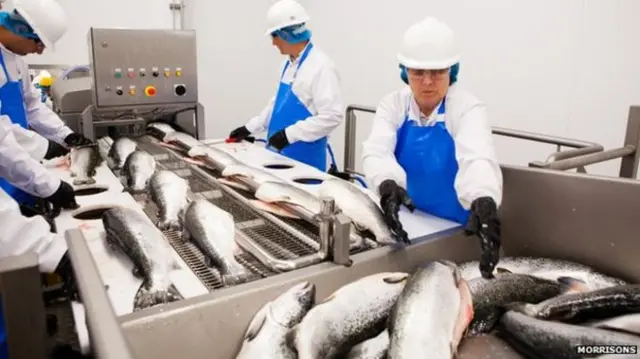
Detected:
[450,102,503,209]
[0,188,66,273]
[17,58,73,144]
[361,92,408,194]
[0,117,60,198]
[244,96,276,134]
[285,65,344,143]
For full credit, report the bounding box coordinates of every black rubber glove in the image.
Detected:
[327,165,352,181]
[45,181,79,217]
[379,179,415,244]
[63,133,92,147]
[44,140,70,160]
[228,126,251,141]
[267,129,289,151]
[54,252,79,301]
[465,197,501,279]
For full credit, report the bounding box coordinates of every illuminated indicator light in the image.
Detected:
[175,67,183,77]
[145,86,157,96]
[129,86,136,96]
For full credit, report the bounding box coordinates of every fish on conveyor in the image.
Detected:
[221,163,282,186]
[387,260,474,359]
[460,256,627,290]
[69,144,104,185]
[317,178,400,245]
[187,144,239,170]
[163,131,201,150]
[513,284,640,323]
[467,269,582,335]
[182,199,250,285]
[588,313,640,336]
[107,137,137,170]
[149,170,190,230]
[147,121,176,141]
[346,330,389,359]
[102,206,181,311]
[288,272,409,359]
[236,282,315,359]
[122,150,157,194]
[498,310,640,359]
[254,181,322,216]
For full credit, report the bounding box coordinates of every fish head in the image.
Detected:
[270,281,315,328]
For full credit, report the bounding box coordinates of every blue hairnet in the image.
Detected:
[0,11,40,42]
[399,63,460,85]
[272,23,311,44]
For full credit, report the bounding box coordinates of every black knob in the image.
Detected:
[175,85,186,96]
[116,89,123,96]
[152,71,159,77]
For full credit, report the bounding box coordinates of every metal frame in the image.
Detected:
[65,230,135,359]
[0,253,49,359]
[342,104,640,177]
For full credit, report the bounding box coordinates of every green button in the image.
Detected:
[115,72,122,78]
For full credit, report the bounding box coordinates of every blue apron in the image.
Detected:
[267,43,328,171]
[0,51,35,206]
[394,97,470,224]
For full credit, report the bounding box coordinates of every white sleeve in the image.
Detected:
[361,93,407,193]
[19,59,73,144]
[451,103,503,209]
[0,120,61,198]
[0,188,67,273]
[245,95,276,135]
[285,66,344,143]
[0,114,48,161]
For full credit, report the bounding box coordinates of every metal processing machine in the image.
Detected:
[50,28,205,141]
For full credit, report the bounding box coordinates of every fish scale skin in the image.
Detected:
[149,170,189,231]
[387,262,464,359]
[293,272,408,359]
[123,151,156,193]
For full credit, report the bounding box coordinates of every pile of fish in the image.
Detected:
[101,126,256,310]
[235,257,640,359]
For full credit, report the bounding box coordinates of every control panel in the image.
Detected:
[88,28,198,109]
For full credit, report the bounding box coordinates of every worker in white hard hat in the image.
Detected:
[361,17,503,278]
[0,0,87,211]
[228,0,344,172]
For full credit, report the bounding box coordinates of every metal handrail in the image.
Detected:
[65,229,135,359]
[343,104,604,173]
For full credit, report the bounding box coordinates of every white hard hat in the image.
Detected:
[265,0,309,36]
[397,17,460,70]
[14,0,68,50]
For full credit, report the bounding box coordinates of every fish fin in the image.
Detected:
[244,302,269,341]
[557,276,590,293]
[496,267,513,274]
[204,256,215,268]
[383,273,410,284]
[181,227,190,243]
[133,283,181,311]
[284,325,299,351]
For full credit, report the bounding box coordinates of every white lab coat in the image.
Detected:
[361,84,503,209]
[0,188,66,273]
[245,44,344,143]
[0,44,73,161]
[0,114,60,197]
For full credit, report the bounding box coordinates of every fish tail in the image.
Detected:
[157,217,181,231]
[133,283,181,311]
[222,266,252,286]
